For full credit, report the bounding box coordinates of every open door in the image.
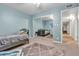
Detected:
[61,7,78,47]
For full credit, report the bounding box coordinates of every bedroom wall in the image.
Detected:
[33,6,65,43]
[0,5,29,36]
[42,20,53,30]
[43,20,50,30]
[28,16,33,37]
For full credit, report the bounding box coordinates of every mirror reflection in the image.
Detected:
[62,8,78,47]
[33,15,53,39]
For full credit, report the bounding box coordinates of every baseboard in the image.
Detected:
[29,37,34,39]
[29,36,37,39]
[53,40,62,44]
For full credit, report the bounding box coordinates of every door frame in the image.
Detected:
[61,7,78,45]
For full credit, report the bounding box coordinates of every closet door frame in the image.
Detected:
[77,7,79,47]
[61,7,78,45]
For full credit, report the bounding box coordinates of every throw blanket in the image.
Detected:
[0,34,28,46]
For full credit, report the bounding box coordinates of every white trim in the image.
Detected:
[61,10,63,44]
[61,7,79,47]
[53,40,62,44]
[77,7,79,47]
[29,37,34,39]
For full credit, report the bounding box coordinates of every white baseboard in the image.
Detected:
[29,37,34,39]
[29,36,37,39]
[53,40,62,44]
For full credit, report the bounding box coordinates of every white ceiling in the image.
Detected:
[1,3,78,15]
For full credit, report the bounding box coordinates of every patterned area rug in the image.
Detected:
[22,42,64,56]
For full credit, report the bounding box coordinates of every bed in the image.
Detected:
[0,34,29,51]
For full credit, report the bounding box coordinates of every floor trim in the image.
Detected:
[53,40,62,44]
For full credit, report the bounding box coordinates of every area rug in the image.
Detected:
[22,42,64,56]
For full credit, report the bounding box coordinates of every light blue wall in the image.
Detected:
[0,4,66,43]
[33,6,65,43]
[42,20,53,30]
[0,5,29,36]
[43,20,49,30]
[28,16,33,37]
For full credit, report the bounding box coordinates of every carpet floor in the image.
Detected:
[22,42,64,56]
[9,35,79,56]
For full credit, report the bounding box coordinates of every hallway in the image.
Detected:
[62,34,77,48]
[61,34,79,56]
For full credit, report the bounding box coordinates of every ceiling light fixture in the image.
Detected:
[66,14,75,21]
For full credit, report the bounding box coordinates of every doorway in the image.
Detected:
[61,7,78,47]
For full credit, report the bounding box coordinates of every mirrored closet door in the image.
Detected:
[61,7,78,47]
[33,15,53,39]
